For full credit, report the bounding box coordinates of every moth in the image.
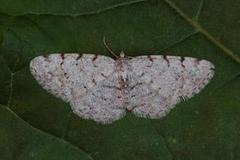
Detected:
[30,52,214,124]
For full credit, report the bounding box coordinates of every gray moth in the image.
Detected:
[30,52,214,124]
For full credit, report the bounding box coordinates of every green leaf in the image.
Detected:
[0,105,93,160]
[0,0,240,159]
[0,0,145,16]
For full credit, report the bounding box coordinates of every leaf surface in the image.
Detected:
[0,0,240,159]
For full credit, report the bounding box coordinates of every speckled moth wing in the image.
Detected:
[127,55,214,119]
[30,53,126,124]
[30,53,215,124]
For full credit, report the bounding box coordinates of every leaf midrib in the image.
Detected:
[2,0,239,63]
[163,0,240,63]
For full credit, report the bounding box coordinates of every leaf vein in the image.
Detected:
[4,106,94,160]
[194,0,204,22]
[164,0,240,63]
[160,30,198,52]
[4,0,146,17]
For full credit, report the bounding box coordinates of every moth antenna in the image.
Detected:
[103,36,118,58]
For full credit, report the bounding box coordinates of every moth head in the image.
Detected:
[120,51,125,58]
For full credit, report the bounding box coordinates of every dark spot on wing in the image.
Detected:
[92,54,98,62]
[92,54,98,67]
[140,73,145,77]
[92,79,96,85]
[194,58,200,65]
[76,54,82,60]
[130,82,143,90]
[180,56,185,62]
[126,108,133,112]
[43,55,49,58]
[147,55,153,62]
[61,53,65,60]
[43,55,51,62]
[146,55,154,67]
[101,73,107,78]
[60,53,65,65]
[163,55,170,67]
[180,57,185,68]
